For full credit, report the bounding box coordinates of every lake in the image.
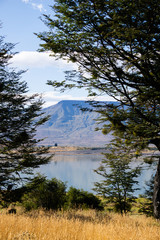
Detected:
[37,149,156,196]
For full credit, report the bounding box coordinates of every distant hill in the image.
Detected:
[36,100,113,147]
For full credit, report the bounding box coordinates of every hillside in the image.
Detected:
[36,100,112,147]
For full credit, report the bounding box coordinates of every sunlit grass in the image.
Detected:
[0,209,160,240]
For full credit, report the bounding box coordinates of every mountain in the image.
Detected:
[36,100,112,147]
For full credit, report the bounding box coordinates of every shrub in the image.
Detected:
[138,174,154,216]
[21,177,67,211]
[66,187,103,210]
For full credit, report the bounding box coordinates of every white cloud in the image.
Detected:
[21,0,46,12]
[39,91,115,108]
[10,51,77,70]
[42,92,89,108]
[31,3,45,12]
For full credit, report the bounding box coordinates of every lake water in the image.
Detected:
[37,150,156,196]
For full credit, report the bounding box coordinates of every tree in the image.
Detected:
[0,34,51,205]
[93,138,141,214]
[37,0,160,218]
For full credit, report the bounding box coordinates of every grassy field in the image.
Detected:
[0,209,160,240]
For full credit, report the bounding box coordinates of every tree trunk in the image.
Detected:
[153,157,160,218]
[149,139,160,218]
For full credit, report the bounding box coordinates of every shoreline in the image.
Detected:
[49,146,107,155]
[48,146,159,158]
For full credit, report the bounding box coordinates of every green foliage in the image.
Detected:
[94,138,141,214]
[138,175,154,216]
[0,34,51,205]
[21,176,67,211]
[114,202,132,214]
[66,187,103,210]
[138,198,153,217]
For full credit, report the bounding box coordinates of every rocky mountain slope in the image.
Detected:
[36,100,112,147]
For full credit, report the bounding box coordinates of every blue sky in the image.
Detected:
[0,0,113,107]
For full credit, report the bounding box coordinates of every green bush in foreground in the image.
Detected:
[138,175,154,217]
[21,176,67,211]
[66,187,103,210]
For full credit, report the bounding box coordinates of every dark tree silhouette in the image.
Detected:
[0,34,51,205]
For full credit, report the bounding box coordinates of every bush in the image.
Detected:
[138,198,153,217]
[114,201,132,214]
[138,175,154,217]
[21,176,67,211]
[66,187,103,210]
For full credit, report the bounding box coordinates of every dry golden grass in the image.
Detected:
[0,209,160,240]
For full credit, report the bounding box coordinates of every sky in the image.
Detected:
[0,0,113,107]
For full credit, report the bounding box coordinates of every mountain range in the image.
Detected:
[36,100,112,147]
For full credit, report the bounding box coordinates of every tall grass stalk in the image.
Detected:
[0,210,160,240]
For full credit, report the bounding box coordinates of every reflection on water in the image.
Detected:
[37,152,155,195]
